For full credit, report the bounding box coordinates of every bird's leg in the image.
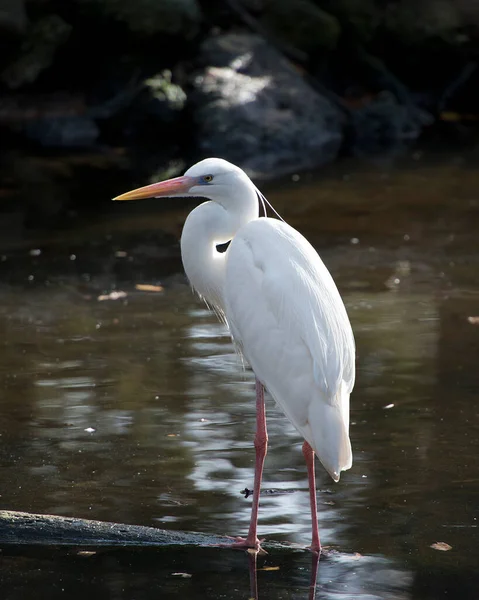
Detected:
[227,378,268,552]
[247,378,268,546]
[302,441,321,554]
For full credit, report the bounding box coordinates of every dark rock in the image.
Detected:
[350,91,433,157]
[191,33,344,178]
[116,71,187,141]
[259,0,340,54]
[383,0,464,46]
[0,93,100,148]
[1,14,72,89]
[323,0,381,43]
[0,0,28,37]
[0,93,87,127]
[75,0,202,38]
[328,0,467,46]
[24,116,99,148]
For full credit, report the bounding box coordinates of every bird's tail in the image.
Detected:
[308,385,352,482]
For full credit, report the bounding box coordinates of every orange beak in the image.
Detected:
[113,175,195,201]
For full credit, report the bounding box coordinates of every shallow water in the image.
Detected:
[0,153,478,598]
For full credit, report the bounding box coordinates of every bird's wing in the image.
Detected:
[224,218,355,480]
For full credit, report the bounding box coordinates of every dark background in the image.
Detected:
[1,0,479,245]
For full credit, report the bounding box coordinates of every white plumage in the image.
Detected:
[114,157,355,553]
[225,217,354,481]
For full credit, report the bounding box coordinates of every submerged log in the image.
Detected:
[0,510,289,551]
[0,510,227,548]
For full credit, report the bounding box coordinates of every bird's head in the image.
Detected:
[113,158,253,206]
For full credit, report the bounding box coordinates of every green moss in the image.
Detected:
[145,70,186,111]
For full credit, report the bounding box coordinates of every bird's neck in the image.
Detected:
[180,190,259,314]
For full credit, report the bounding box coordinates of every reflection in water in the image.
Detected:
[0,155,478,598]
[0,543,415,600]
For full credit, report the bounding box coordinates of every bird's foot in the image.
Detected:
[219,535,267,555]
[307,544,321,556]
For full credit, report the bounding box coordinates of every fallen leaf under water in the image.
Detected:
[430,542,452,551]
[97,291,127,301]
[352,552,363,560]
[135,284,164,292]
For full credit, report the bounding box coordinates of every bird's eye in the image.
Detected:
[202,174,214,183]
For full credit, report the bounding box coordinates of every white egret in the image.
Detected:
[113,158,355,554]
